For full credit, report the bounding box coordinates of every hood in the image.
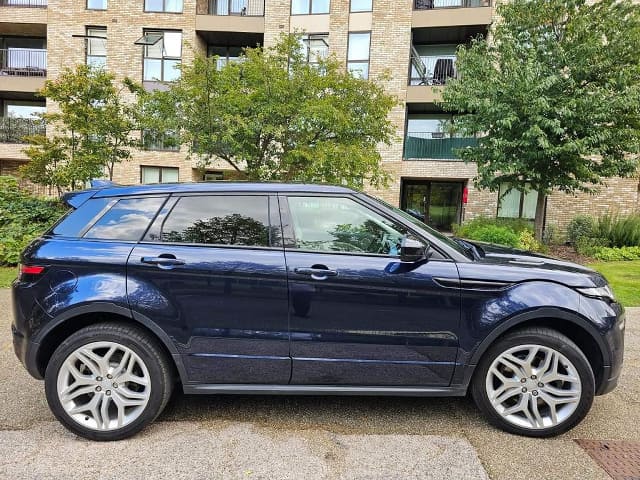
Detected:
[455,240,607,288]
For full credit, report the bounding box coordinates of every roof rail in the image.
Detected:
[90,179,118,189]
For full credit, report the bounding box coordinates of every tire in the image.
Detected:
[44,322,174,441]
[471,327,595,438]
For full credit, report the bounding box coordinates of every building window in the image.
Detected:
[87,0,106,9]
[291,0,330,15]
[497,183,538,220]
[142,30,182,82]
[207,45,244,69]
[350,0,372,11]
[141,166,179,184]
[203,171,224,181]
[86,27,107,68]
[347,32,371,79]
[142,130,180,151]
[144,0,183,12]
[299,34,329,67]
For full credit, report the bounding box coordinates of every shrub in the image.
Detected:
[517,229,545,253]
[592,246,640,261]
[0,176,66,265]
[566,215,596,245]
[453,216,540,249]
[467,224,520,247]
[594,213,640,248]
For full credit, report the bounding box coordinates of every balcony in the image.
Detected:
[0,48,46,77]
[412,0,492,28]
[0,117,44,143]
[203,0,264,16]
[404,132,477,160]
[196,0,265,33]
[0,0,46,6]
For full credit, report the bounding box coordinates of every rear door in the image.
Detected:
[127,193,290,385]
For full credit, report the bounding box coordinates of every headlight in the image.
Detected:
[576,285,616,302]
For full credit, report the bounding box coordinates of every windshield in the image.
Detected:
[363,194,472,259]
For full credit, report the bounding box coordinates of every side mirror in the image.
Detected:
[400,236,429,263]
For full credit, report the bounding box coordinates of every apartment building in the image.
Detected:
[0,0,637,232]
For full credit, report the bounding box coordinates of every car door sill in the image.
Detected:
[182,384,467,396]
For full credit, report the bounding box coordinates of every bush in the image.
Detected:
[453,216,543,251]
[592,246,640,261]
[594,213,640,248]
[566,215,596,245]
[0,176,66,265]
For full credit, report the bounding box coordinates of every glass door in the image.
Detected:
[401,180,463,232]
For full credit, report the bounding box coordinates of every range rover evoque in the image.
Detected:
[11,182,624,440]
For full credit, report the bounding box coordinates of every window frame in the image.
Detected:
[141,130,180,151]
[350,0,372,12]
[496,183,538,220]
[142,29,183,83]
[143,0,184,13]
[346,31,371,79]
[299,33,329,67]
[140,165,180,184]
[291,0,330,15]
[85,26,107,68]
[86,0,107,10]
[144,193,281,249]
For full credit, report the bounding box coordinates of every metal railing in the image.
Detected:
[404,132,477,159]
[414,0,489,9]
[0,117,45,143]
[0,49,47,77]
[203,0,264,15]
[0,0,47,7]
[410,54,457,85]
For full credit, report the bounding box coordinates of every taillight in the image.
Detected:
[19,264,46,280]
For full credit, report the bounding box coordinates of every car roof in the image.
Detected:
[90,182,358,198]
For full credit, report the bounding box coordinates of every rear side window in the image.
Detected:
[84,197,166,241]
[51,197,112,237]
[161,195,273,247]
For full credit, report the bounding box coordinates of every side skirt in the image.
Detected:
[182,384,468,397]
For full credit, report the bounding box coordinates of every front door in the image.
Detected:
[402,180,463,231]
[281,195,460,387]
[127,194,290,385]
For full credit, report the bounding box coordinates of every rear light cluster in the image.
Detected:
[18,264,46,281]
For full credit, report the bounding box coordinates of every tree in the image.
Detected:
[440,0,640,239]
[143,34,396,188]
[22,65,142,195]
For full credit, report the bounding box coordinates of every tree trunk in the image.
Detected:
[533,192,547,241]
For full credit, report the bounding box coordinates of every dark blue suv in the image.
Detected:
[12,182,624,440]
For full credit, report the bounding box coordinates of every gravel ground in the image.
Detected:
[1,288,638,479]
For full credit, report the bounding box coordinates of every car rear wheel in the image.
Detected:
[472,327,595,437]
[44,322,173,441]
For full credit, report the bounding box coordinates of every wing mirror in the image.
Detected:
[400,236,430,263]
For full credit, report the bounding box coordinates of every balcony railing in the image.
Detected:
[414,0,490,9]
[202,0,265,16]
[0,0,47,7]
[0,117,45,143]
[404,132,477,159]
[410,54,457,85]
[0,49,47,77]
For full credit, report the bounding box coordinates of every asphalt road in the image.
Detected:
[1,288,638,479]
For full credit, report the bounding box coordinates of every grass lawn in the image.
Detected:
[588,261,640,307]
[0,266,16,288]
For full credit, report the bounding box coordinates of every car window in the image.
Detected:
[51,197,111,237]
[84,197,166,241]
[161,195,274,247]
[287,196,408,255]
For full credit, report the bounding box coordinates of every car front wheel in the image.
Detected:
[472,327,595,437]
[44,322,173,441]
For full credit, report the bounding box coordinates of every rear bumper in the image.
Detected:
[11,323,42,380]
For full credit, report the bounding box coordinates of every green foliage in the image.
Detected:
[0,176,66,265]
[566,215,597,244]
[453,216,544,251]
[441,0,640,235]
[591,246,640,261]
[22,65,142,195]
[142,34,397,189]
[594,213,640,248]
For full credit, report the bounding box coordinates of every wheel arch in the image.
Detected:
[32,304,187,384]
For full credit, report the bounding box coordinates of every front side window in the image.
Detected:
[86,27,107,68]
[292,0,330,14]
[141,166,179,184]
[84,197,166,241]
[161,195,273,247]
[143,30,182,82]
[299,34,329,67]
[347,32,371,79]
[350,0,372,11]
[287,196,408,255]
[145,0,183,12]
[87,0,107,9]
[497,183,538,220]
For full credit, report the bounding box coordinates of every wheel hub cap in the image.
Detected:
[57,341,151,431]
[485,344,582,430]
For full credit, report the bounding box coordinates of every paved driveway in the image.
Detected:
[1,288,638,479]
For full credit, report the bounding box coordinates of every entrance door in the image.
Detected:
[401,180,463,231]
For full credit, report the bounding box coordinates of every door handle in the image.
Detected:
[294,267,338,280]
[141,256,186,269]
